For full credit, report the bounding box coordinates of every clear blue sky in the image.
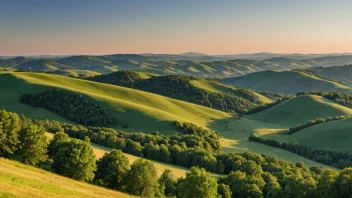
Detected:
[1,0,352,55]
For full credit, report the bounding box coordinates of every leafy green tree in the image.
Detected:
[124,159,159,197]
[47,132,70,158]
[95,149,129,189]
[0,110,21,157]
[217,183,232,198]
[336,168,352,198]
[178,167,218,198]
[158,169,176,197]
[18,122,47,165]
[51,138,96,181]
[317,169,338,198]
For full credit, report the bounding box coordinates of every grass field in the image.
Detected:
[0,72,231,134]
[222,70,352,94]
[190,79,272,104]
[0,158,135,198]
[262,118,352,152]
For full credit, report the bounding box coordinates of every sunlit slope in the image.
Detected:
[190,79,272,104]
[0,72,230,134]
[0,158,134,198]
[51,70,101,77]
[249,95,352,127]
[264,118,352,152]
[222,70,352,94]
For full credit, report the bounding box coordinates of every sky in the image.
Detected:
[1,0,352,55]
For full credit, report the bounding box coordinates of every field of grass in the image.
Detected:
[262,118,352,152]
[222,70,352,94]
[0,158,134,198]
[51,70,101,77]
[190,79,272,104]
[0,72,230,134]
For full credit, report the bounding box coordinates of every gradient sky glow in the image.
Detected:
[1,0,352,55]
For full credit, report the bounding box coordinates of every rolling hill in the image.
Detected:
[219,95,352,156]
[304,65,352,86]
[88,71,272,113]
[0,72,231,134]
[0,158,134,198]
[0,71,336,168]
[222,70,352,94]
[1,54,352,78]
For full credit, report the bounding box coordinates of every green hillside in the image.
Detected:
[190,79,272,104]
[217,95,352,156]
[50,69,101,77]
[0,72,230,134]
[306,65,352,86]
[222,70,352,94]
[262,118,352,152]
[0,158,134,198]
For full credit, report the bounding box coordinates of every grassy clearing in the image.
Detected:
[0,158,135,198]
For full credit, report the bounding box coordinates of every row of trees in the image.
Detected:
[88,71,267,114]
[20,89,117,126]
[287,115,351,135]
[297,91,352,108]
[249,134,352,169]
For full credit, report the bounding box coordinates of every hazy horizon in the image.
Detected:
[1,0,352,56]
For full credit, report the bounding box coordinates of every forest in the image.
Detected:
[1,109,352,197]
[20,89,118,126]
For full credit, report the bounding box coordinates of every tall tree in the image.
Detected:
[336,168,352,198]
[178,167,218,198]
[18,122,48,165]
[95,149,129,189]
[47,131,70,158]
[0,110,21,157]
[158,169,176,197]
[124,159,159,197]
[51,138,96,181]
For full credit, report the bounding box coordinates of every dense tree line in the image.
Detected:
[244,96,293,115]
[3,110,352,197]
[259,91,288,100]
[287,115,351,135]
[249,134,352,169]
[88,71,269,113]
[20,89,117,126]
[297,91,352,108]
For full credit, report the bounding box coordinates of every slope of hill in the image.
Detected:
[50,69,101,77]
[89,71,272,113]
[0,72,231,134]
[0,158,134,198]
[261,118,352,152]
[218,95,352,155]
[222,70,352,94]
[304,65,352,86]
